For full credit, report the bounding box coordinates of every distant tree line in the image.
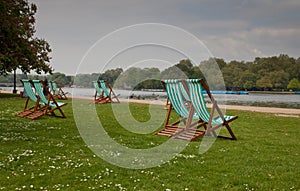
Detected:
[113,54,300,91]
[0,72,73,87]
[219,54,300,91]
[1,54,300,91]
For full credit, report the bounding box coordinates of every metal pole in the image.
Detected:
[13,69,17,94]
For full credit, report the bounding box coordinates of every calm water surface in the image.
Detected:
[70,88,300,108]
[2,86,299,108]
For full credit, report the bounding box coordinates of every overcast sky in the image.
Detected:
[29,0,300,75]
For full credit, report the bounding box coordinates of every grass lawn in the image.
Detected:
[0,94,299,190]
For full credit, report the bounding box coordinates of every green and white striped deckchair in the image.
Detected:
[17,79,46,119]
[32,80,67,118]
[92,81,108,104]
[48,81,55,94]
[184,79,237,140]
[49,81,68,100]
[155,79,206,140]
[98,80,119,104]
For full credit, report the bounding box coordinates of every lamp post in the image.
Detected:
[13,69,17,94]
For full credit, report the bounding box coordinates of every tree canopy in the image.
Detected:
[0,0,52,75]
[1,54,300,91]
[112,54,300,91]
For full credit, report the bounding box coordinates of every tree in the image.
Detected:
[256,76,273,90]
[243,81,255,90]
[287,78,300,91]
[269,70,290,89]
[161,64,187,80]
[0,0,52,75]
[214,58,227,69]
[175,59,194,77]
[240,71,256,90]
[114,67,160,90]
[49,72,68,87]
[98,68,123,85]
[221,60,248,90]
[199,58,225,90]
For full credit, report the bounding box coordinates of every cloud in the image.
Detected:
[29,0,300,74]
[204,26,300,61]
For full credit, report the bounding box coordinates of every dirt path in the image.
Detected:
[121,98,300,117]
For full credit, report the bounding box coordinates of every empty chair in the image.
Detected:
[93,80,119,104]
[17,79,47,119]
[155,79,205,141]
[184,79,238,140]
[32,80,67,118]
[49,81,68,100]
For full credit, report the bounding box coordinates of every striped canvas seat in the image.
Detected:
[93,80,119,104]
[32,80,67,118]
[156,79,238,141]
[49,81,68,100]
[184,79,238,140]
[17,79,47,119]
[155,79,205,141]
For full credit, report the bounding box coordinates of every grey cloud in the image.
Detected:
[29,0,300,74]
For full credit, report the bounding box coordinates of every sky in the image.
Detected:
[29,0,300,75]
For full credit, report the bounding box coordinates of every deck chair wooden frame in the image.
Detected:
[99,80,120,103]
[93,81,110,104]
[155,79,206,141]
[164,97,171,110]
[16,79,47,119]
[32,80,67,118]
[184,79,237,140]
[49,81,68,100]
[93,80,119,104]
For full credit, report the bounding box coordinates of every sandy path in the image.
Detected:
[120,98,300,117]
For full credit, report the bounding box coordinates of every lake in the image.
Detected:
[69,88,300,109]
[1,86,299,109]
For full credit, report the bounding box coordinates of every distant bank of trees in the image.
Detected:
[1,54,300,91]
[0,72,73,87]
[220,54,300,91]
[113,54,300,91]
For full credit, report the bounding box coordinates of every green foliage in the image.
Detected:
[98,68,123,85]
[47,72,67,86]
[256,76,273,90]
[243,80,255,90]
[114,67,161,89]
[199,58,225,89]
[0,96,299,190]
[250,54,299,90]
[287,78,300,91]
[0,0,52,75]
[1,54,299,91]
[72,68,123,88]
[74,73,100,88]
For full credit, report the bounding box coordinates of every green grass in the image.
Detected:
[0,92,20,98]
[0,94,299,190]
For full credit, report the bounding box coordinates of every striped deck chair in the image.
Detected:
[98,80,119,104]
[93,81,110,104]
[16,79,46,119]
[155,79,206,141]
[32,80,67,118]
[184,79,237,140]
[164,97,171,110]
[49,81,68,100]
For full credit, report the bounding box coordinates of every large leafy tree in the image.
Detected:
[287,78,300,91]
[0,0,52,75]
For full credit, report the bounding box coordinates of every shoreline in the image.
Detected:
[1,90,300,117]
[119,98,300,116]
